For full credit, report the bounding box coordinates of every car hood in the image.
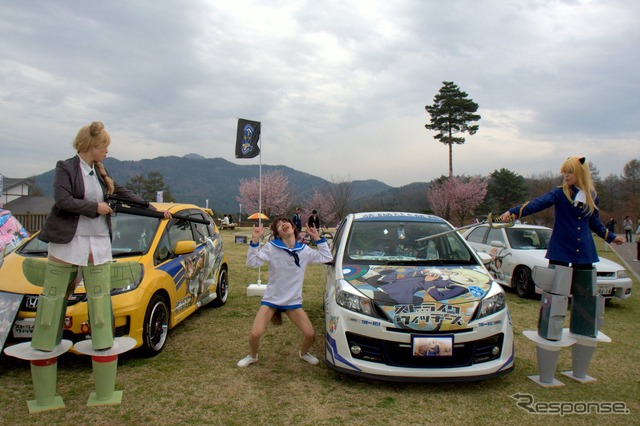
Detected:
[0,253,43,295]
[0,252,145,296]
[341,264,494,332]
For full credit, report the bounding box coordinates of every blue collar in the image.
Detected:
[269,239,304,267]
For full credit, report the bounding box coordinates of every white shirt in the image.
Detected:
[48,156,112,266]
[247,239,332,308]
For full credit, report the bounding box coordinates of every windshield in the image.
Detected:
[345,220,475,265]
[506,228,551,250]
[19,214,160,257]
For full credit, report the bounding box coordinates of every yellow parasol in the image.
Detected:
[247,213,269,220]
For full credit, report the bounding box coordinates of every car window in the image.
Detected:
[169,218,195,247]
[112,214,159,255]
[466,227,488,244]
[486,228,506,246]
[189,212,213,243]
[345,220,474,264]
[506,228,551,249]
[331,218,346,258]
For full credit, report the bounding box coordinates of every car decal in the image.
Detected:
[325,333,361,371]
[343,265,491,331]
[156,236,224,310]
[498,344,515,371]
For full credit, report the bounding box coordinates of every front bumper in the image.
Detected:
[324,305,514,382]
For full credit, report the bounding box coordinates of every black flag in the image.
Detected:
[235,119,261,159]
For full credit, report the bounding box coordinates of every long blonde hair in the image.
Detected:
[561,156,596,215]
[73,121,114,194]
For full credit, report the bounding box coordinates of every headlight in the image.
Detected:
[617,270,628,279]
[475,291,506,320]
[336,280,375,317]
[110,265,144,296]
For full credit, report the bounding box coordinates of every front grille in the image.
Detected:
[345,332,504,368]
[597,271,615,278]
[20,294,87,312]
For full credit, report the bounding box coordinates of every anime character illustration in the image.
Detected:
[487,246,509,281]
[365,268,444,304]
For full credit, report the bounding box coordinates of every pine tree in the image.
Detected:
[425,81,481,177]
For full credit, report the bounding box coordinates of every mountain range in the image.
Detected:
[32,154,430,215]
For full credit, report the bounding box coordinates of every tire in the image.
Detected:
[140,294,169,357]
[211,267,228,308]
[513,266,534,299]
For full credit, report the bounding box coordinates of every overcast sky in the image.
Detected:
[1,0,638,187]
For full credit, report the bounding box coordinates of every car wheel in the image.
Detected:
[513,266,534,299]
[211,267,228,307]
[141,293,169,357]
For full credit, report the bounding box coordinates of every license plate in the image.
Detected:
[12,318,35,338]
[597,284,613,295]
[412,335,453,357]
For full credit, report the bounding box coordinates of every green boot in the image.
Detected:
[82,263,115,350]
[24,259,77,352]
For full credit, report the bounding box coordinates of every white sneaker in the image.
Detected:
[237,355,258,367]
[299,351,319,365]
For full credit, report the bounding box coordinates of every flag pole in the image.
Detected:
[246,125,266,296]
[256,132,263,285]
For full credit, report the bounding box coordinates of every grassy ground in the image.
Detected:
[1,229,638,425]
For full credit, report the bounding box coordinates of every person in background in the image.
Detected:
[635,221,640,262]
[238,217,332,368]
[623,216,633,242]
[292,207,302,232]
[307,209,320,229]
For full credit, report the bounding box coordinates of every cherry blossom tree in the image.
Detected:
[237,169,293,219]
[427,175,487,225]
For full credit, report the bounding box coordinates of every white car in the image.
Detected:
[463,223,632,301]
[324,212,514,382]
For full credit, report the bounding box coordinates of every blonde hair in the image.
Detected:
[73,122,114,194]
[561,156,596,215]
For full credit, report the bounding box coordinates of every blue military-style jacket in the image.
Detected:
[508,186,616,265]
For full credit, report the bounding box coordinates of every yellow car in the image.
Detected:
[0,203,228,356]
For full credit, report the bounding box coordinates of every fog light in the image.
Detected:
[350,344,362,356]
[491,346,500,356]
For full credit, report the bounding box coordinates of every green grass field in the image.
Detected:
[1,229,638,425]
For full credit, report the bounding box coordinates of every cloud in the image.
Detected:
[1,0,638,188]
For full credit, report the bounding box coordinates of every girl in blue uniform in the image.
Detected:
[500,156,624,264]
[500,156,624,383]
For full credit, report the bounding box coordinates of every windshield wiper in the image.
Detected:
[112,251,144,258]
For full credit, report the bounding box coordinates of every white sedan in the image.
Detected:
[462,223,632,301]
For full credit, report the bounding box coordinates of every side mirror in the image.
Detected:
[477,252,493,266]
[490,240,505,249]
[174,240,196,255]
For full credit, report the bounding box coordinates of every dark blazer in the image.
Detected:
[39,156,152,244]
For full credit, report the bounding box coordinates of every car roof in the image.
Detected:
[151,202,206,213]
[474,223,551,231]
[351,212,447,223]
